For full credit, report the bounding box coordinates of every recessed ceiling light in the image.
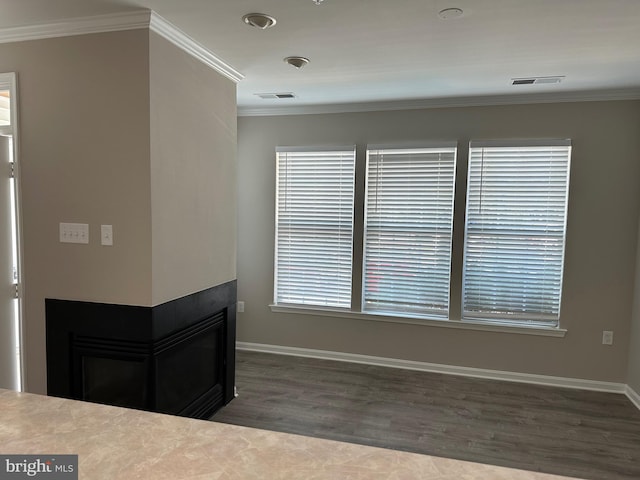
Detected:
[284,56,310,69]
[255,93,297,99]
[438,7,464,19]
[242,13,277,29]
[512,76,564,85]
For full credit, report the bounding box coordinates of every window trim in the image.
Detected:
[269,303,567,337]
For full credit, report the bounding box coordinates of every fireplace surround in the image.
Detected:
[46,280,236,419]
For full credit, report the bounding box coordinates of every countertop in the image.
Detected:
[0,389,579,479]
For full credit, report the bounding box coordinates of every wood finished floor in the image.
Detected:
[211,351,640,480]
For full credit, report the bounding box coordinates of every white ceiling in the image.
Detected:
[1,0,640,114]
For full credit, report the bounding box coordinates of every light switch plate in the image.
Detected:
[60,223,89,244]
[101,225,113,246]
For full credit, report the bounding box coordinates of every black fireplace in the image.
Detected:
[46,281,236,419]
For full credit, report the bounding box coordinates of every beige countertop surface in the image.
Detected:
[0,389,580,479]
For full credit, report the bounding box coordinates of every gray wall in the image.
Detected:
[237,100,640,383]
[628,217,640,393]
[149,31,237,305]
[0,30,152,394]
[0,28,237,394]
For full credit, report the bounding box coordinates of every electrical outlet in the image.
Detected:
[602,330,614,345]
[237,301,245,313]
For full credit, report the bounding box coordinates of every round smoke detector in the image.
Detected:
[438,7,464,19]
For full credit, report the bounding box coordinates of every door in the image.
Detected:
[0,134,18,390]
[0,76,20,391]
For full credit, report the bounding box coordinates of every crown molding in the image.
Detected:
[238,88,640,117]
[0,10,152,44]
[149,12,243,84]
[0,10,243,84]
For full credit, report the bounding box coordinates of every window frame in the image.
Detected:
[461,139,572,328]
[273,145,357,309]
[362,142,458,319]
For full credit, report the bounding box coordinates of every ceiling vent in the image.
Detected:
[512,76,564,86]
[255,93,297,100]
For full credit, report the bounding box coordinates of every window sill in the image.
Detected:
[268,304,567,338]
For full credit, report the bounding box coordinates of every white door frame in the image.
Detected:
[0,72,24,391]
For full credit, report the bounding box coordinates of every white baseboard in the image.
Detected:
[236,342,627,395]
[626,385,640,410]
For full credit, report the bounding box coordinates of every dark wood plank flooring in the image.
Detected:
[211,350,640,480]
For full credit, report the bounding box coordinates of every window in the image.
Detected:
[462,140,572,327]
[274,146,356,308]
[363,145,457,318]
[272,138,572,333]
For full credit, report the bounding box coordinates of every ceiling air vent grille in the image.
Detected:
[512,76,564,86]
[256,92,297,99]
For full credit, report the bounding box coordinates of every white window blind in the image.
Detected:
[275,146,356,308]
[363,144,457,318]
[462,140,571,326]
